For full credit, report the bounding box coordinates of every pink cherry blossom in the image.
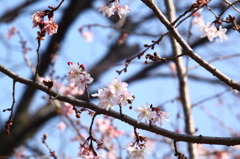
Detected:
[58,82,83,96]
[96,118,124,138]
[61,102,75,116]
[134,104,155,124]
[43,19,58,35]
[32,11,45,28]
[152,108,170,126]
[6,27,17,39]
[79,144,101,159]
[32,11,58,35]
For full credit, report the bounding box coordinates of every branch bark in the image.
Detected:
[1,64,240,146]
[165,0,197,158]
[140,0,240,92]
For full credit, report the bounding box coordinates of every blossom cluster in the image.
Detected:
[135,103,170,125]
[67,62,94,94]
[200,23,228,42]
[92,78,134,111]
[96,118,124,139]
[98,1,130,18]
[192,14,228,42]
[32,11,58,36]
[126,143,151,159]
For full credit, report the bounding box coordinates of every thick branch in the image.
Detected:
[141,0,240,92]
[165,0,197,158]
[1,65,240,146]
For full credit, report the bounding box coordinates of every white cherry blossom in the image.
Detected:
[108,78,128,95]
[92,78,134,110]
[98,5,114,17]
[67,62,93,93]
[152,108,170,126]
[98,1,130,19]
[200,22,218,41]
[127,144,151,159]
[200,22,228,42]
[134,104,155,124]
[216,26,228,42]
[112,1,130,18]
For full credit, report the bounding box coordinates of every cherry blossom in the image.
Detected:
[216,26,228,42]
[67,62,93,92]
[6,27,17,39]
[92,88,118,110]
[82,31,94,42]
[61,102,75,116]
[32,11,45,28]
[134,104,155,124]
[200,22,218,41]
[108,78,128,95]
[112,1,130,18]
[119,90,134,106]
[58,82,83,96]
[32,11,58,35]
[126,144,151,159]
[96,118,124,138]
[43,18,58,35]
[200,22,228,42]
[192,15,204,26]
[79,144,101,159]
[57,122,66,131]
[152,107,170,126]
[98,1,130,18]
[92,78,134,110]
[98,5,114,17]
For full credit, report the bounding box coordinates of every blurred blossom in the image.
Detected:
[57,122,66,131]
[96,118,124,138]
[61,102,75,116]
[82,31,94,42]
[168,62,176,73]
[6,27,17,39]
[126,144,151,159]
[98,1,130,18]
[79,144,101,159]
[98,5,114,17]
[112,1,130,18]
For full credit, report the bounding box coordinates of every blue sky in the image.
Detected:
[1,0,240,158]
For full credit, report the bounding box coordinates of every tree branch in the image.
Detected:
[1,64,240,146]
[140,0,240,92]
[165,0,198,158]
